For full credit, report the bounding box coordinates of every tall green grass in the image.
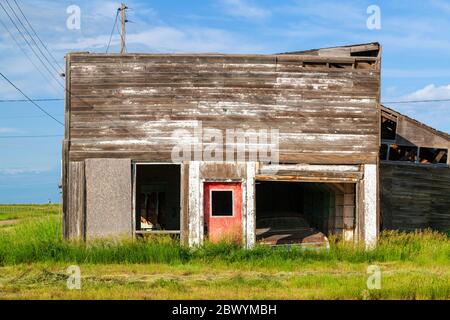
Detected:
[0,204,60,221]
[0,213,449,266]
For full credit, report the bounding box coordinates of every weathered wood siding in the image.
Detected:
[396,117,450,149]
[65,161,85,239]
[381,162,450,231]
[66,53,380,164]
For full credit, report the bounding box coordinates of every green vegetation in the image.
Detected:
[0,204,449,299]
[0,204,59,221]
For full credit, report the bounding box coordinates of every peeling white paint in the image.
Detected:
[245,162,256,248]
[364,164,377,248]
[188,161,201,246]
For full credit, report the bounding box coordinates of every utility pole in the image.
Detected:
[120,3,127,54]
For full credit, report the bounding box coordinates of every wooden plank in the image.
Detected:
[363,164,378,248]
[66,161,85,239]
[188,161,201,246]
[180,162,190,245]
[61,139,69,238]
[380,162,450,231]
[245,162,256,248]
[255,175,360,183]
[67,53,381,165]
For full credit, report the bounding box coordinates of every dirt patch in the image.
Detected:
[0,219,18,226]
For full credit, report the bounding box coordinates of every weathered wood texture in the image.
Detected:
[65,161,85,239]
[200,162,247,180]
[66,52,380,164]
[257,164,363,182]
[396,118,450,149]
[180,162,190,245]
[381,162,450,231]
[381,105,450,150]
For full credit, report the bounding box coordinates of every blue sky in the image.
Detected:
[1,0,450,203]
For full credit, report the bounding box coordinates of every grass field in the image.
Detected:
[0,204,449,299]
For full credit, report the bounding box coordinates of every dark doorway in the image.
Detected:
[255,181,355,246]
[135,164,180,232]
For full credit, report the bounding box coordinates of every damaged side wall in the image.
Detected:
[380,163,450,231]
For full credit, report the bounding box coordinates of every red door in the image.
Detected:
[204,182,242,243]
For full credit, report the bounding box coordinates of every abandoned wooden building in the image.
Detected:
[62,42,449,248]
[380,105,450,231]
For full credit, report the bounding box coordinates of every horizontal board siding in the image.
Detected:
[68,54,380,164]
[380,163,450,231]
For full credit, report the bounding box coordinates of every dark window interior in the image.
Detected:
[135,164,180,231]
[329,63,353,69]
[388,145,418,162]
[350,50,379,57]
[381,116,397,140]
[419,148,448,164]
[211,191,233,216]
[380,144,388,160]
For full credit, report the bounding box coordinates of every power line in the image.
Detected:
[0,1,64,89]
[0,98,63,103]
[0,14,62,94]
[0,114,64,119]
[0,72,64,126]
[382,98,450,104]
[12,0,63,72]
[0,134,62,139]
[5,0,62,75]
[106,9,120,53]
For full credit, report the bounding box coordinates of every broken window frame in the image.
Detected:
[132,162,182,236]
[381,114,397,142]
[387,144,418,162]
[379,143,389,161]
[381,144,449,166]
[418,147,448,165]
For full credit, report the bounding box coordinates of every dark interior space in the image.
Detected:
[419,147,448,164]
[381,116,397,140]
[388,145,418,162]
[211,190,233,216]
[380,144,388,160]
[255,181,352,246]
[135,164,180,231]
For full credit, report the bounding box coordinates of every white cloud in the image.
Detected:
[430,0,450,13]
[220,0,271,19]
[57,26,263,53]
[404,84,450,100]
[387,84,450,133]
[280,1,365,26]
[0,167,49,175]
[0,128,20,134]
[383,68,450,79]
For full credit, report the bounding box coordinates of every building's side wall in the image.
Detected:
[66,53,380,165]
[396,116,450,150]
[380,163,450,231]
